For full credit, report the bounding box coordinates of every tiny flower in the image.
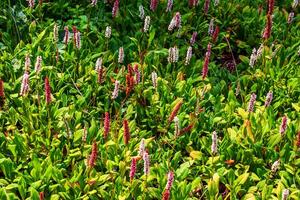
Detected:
[271,159,280,172]
[20,72,30,96]
[168,46,179,63]
[27,0,35,8]
[264,91,273,107]
[166,0,173,12]
[190,32,197,46]
[118,47,124,63]
[82,126,87,142]
[25,54,31,72]
[129,157,137,182]
[174,116,180,136]
[214,0,219,6]
[249,48,257,67]
[152,71,158,88]
[133,65,140,84]
[287,12,294,24]
[139,138,145,156]
[247,93,256,113]
[143,16,151,32]
[139,5,145,19]
[112,80,120,99]
[112,0,119,18]
[143,151,150,175]
[35,56,42,73]
[53,23,58,43]
[202,43,212,80]
[188,0,199,7]
[123,119,130,145]
[204,0,210,15]
[63,26,69,44]
[150,0,159,11]
[45,76,52,104]
[282,189,289,200]
[165,171,174,190]
[95,58,102,72]
[168,12,181,31]
[105,26,112,38]
[104,112,110,139]
[185,46,193,65]
[168,100,183,123]
[211,131,218,155]
[280,116,287,135]
[91,0,97,6]
[88,141,98,168]
[208,19,214,35]
[212,26,220,43]
[292,0,299,8]
[256,44,264,59]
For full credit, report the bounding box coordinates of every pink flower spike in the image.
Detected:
[280,116,287,135]
[129,157,137,182]
[45,76,52,104]
[165,171,174,190]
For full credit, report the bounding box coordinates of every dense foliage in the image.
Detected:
[0,0,299,199]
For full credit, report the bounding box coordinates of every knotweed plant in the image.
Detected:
[279,116,287,135]
[118,47,124,63]
[63,26,69,44]
[143,16,151,32]
[112,0,119,18]
[247,93,256,113]
[151,71,158,88]
[20,72,30,96]
[264,91,273,107]
[282,189,289,200]
[168,12,181,31]
[139,138,145,157]
[105,26,112,38]
[211,131,218,155]
[150,0,159,11]
[168,100,183,123]
[139,5,145,19]
[112,80,120,99]
[185,46,193,65]
[104,112,110,139]
[166,0,173,12]
[174,116,180,136]
[168,46,179,63]
[143,151,150,176]
[129,157,137,182]
[34,56,42,73]
[190,32,197,45]
[271,160,280,173]
[202,43,212,79]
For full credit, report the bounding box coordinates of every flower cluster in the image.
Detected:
[168,12,181,31]
[168,46,179,63]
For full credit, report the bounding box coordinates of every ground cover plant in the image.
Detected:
[0,0,299,199]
